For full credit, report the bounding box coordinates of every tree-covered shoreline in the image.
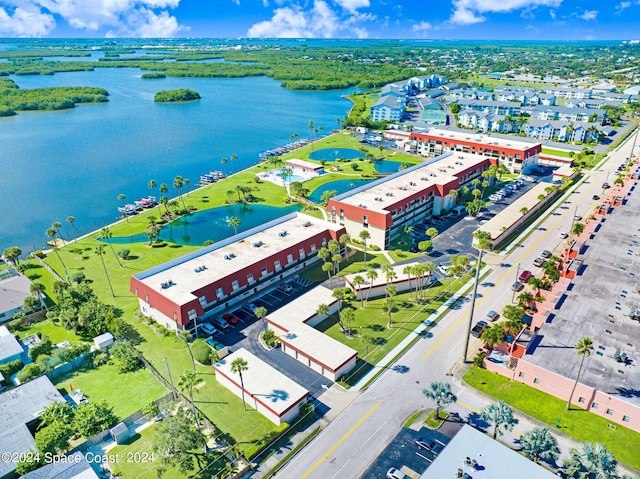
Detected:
[154,88,201,102]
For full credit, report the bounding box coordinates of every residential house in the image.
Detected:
[0,275,34,323]
[0,325,23,366]
[458,110,514,133]
[370,95,405,122]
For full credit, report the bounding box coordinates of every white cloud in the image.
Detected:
[615,0,640,12]
[449,0,562,24]
[231,0,240,4]
[0,5,55,36]
[549,9,556,18]
[334,0,369,13]
[0,0,184,36]
[248,0,372,38]
[412,20,432,32]
[577,9,597,20]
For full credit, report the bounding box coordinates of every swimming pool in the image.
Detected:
[308,148,364,162]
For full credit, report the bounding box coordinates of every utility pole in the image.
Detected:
[462,248,484,363]
[165,357,176,400]
[511,263,521,303]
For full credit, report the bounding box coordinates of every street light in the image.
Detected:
[462,247,484,363]
[511,263,521,303]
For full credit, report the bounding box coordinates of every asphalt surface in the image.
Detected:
[274,129,639,479]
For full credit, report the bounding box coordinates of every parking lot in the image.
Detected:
[361,418,463,479]
[198,276,336,397]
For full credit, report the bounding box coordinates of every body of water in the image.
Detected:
[105,204,300,246]
[308,179,373,204]
[308,148,363,162]
[0,68,353,252]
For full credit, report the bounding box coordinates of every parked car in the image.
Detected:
[387,468,406,479]
[278,282,293,293]
[574,215,582,221]
[415,437,435,450]
[511,281,524,292]
[518,270,532,283]
[246,302,259,314]
[222,313,239,324]
[533,257,546,267]
[212,317,230,330]
[486,310,499,322]
[540,250,552,258]
[559,232,568,239]
[200,323,218,336]
[602,182,610,189]
[592,195,600,201]
[471,320,489,338]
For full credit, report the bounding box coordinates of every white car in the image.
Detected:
[387,468,406,479]
[559,232,568,239]
[200,323,218,336]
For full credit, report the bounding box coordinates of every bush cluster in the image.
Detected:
[244,422,290,460]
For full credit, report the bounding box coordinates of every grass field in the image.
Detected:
[53,362,168,421]
[299,250,389,282]
[463,366,640,469]
[12,318,83,345]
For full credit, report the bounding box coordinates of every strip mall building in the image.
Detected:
[130,213,345,331]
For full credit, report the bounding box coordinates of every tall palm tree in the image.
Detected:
[174,176,188,212]
[254,306,268,334]
[422,382,457,419]
[382,297,396,329]
[322,262,334,288]
[403,265,414,299]
[365,268,378,306]
[317,247,331,263]
[231,357,249,411]
[178,330,196,372]
[230,153,238,173]
[184,178,191,196]
[352,275,365,307]
[52,221,65,241]
[30,282,49,312]
[46,227,69,283]
[66,216,78,244]
[359,230,371,267]
[332,254,343,274]
[117,194,128,222]
[481,400,519,439]
[220,157,228,175]
[449,188,459,205]
[148,179,157,195]
[564,442,618,479]
[566,337,594,410]
[520,427,560,464]
[342,307,355,337]
[178,370,203,427]
[316,303,329,319]
[228,216,241,235]
[339,233,351,254]
[95,245,114,297]
[100,227,123,268]
[332,287,351,332]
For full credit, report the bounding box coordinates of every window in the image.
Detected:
[299,248,305,258]
[145,293,149,303]
[578,397,585,404]
[533,378,540,384]
[216,287,224,298]
[311,243,317,252]
[247,273,254,283]
[591,403,599,410]
[173,312,178,321]
[274,260,281,269]
[287,253,294,264]
[623,415,630,423]
[261,267,268,277]
[231,280,239,291]
[606,409,614,416]
[188,309,197,320]
[518,372,525,378]
[363,215,368,223]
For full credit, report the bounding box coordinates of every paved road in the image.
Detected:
[275,133,638,479]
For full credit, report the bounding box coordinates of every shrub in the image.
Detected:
[17,363,46,382]
[141,400,161,418]
[154,88,201,102]
[370,244,381,251]
[244,422,290,460]
[70,272,86,284]
[109,340,141,373]
[73,401,118,437]
[91,351,110,367]
[0,359,23,379]
[191,338,212,365]
[117,248,130,260]
[141,72,166,79]
[28,335,52,361]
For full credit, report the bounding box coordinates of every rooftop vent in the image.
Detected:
[279,231,288,237]
[303,221,312,227]
[194,265,207,273]
[253,241,264,247]
[358,203,368,209]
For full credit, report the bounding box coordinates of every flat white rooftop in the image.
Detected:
[424,127,539,152]
[134,213,341,306]
[266,286,357,372]
[285,158,324,171]
[421,425,557,479]
[333,152,487,213]
[214,347,308,416]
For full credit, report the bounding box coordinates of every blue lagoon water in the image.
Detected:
[308,179,373,204]
[0,68,353,251]
[374,160,405,174]
[105,204,300,246]
[308,148,363,162]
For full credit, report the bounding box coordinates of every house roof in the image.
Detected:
[372,95,404,111]
[0,274,33,316]
[20,452,99,479]
[0,376,65,477]
[0,325,24,362]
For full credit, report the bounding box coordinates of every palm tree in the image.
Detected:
[228,216,241,235]
[66,216,78,244]
[100,227,123,268]
[332,254,343,274]
[520,206,529,216]
[178,370,203,427]
[322,262,334,287]
[95,245,115,297]
[117,194,128,222]
[316,303,329,318]
[30,282,49,313]
[520,427,560,464]
[365,268,378,306]
[40,401,74,426]
[230,153,238,173]
[403,265,414,299]
[566,337,594,410]
[332,287,353,332]
[178,330,196,372]
[480,324,506,349]
[564,442,618,479]
[422,382,457,419]
[339,233,351,254]
[231,357,249,411]
[382,297,396,329]
[573,222,585,237]
[52,221,65,242]
[254,306,268,334]
[352,275,365,307]
[481,400,519,439]
[342,307,355,337]
[382,264,395,296]
[318,247,331,263]
[174,176,188,212]
[359,230,371,267]
[46,227,69,282]
[449,188,459,205]
[184,178,191,196]
[221,157,228,175]
[148,179,157,195]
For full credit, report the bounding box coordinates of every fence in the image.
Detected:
[45,352,91,380]
[32,255,63,281]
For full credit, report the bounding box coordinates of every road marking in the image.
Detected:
[300,402,381,479]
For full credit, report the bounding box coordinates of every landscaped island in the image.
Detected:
[153,88,201,102]
[141,72,166,79]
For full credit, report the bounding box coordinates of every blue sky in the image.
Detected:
[0,0,638,40]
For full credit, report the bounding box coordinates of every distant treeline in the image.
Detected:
[141,72,166,79]
[154,88,201,102]
[0,78,108,116]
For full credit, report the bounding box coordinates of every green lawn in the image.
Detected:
[300,250,389,282]
[463,367,640,469]
[108,423,231,479]
[53,362,168,421]
[541,147,577,158]
[11,318,82,345]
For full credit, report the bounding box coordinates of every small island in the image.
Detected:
[154,88,200,102]
[141,72,166,79]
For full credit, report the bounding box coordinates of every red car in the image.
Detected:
[223,313,239,325]
[518,270,532,283]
